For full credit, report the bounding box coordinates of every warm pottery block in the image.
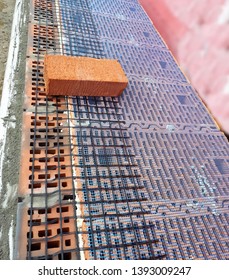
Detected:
[44,55,128,97]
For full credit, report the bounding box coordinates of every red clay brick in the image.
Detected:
[44,55,128,97]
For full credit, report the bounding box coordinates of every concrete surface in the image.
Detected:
[0,0,16,98]
[0,0,29,259]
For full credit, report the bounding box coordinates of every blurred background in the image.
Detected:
[140,0,229,138]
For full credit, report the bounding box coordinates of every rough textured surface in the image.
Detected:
[0,0,29,260]
[44,55,128,97]
[0,0,15,99]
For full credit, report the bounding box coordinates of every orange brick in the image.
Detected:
[44,55,128,97]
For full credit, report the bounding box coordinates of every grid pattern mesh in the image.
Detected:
[58,0,164,260]
[16,0,229,260]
